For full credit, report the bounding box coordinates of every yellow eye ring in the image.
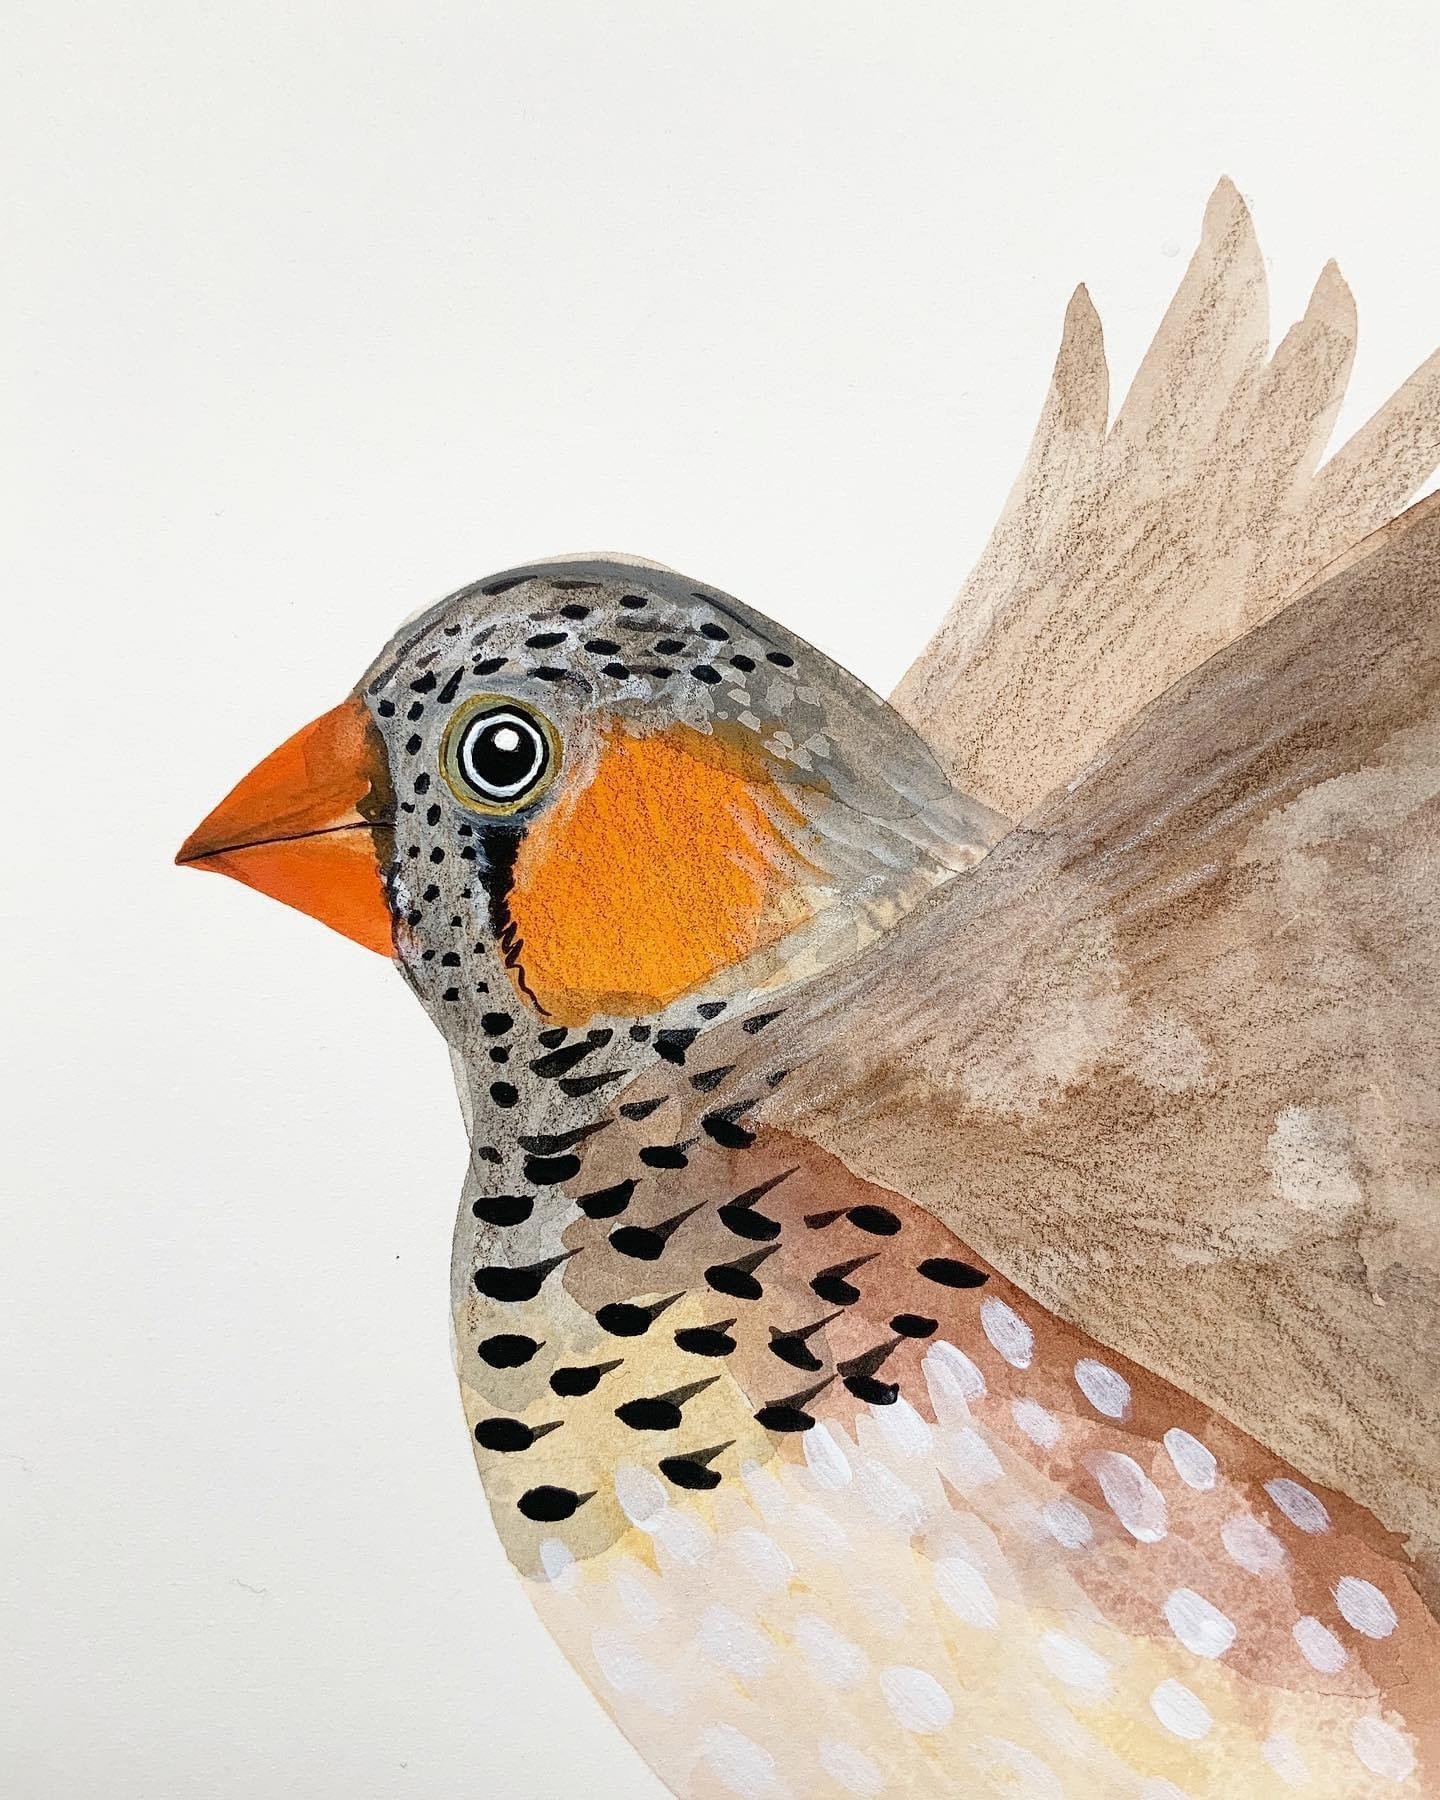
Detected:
[440,694,562,816]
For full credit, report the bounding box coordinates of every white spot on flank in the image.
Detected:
[697,1605,775,1681]
[742,1461,790,1521]
[872,1395,934,1458]
[790,1502,848,1558]
[802,1423,852,1490]
[1089,1451,1168,1542]
[1038,1630,1112,1697]
[1292,1615,1347,1673]
[537,1538,577,1592]
[1262,1733,1310,1786]
[615,1462,668,1528]
[933,1556,1000,1629]
[981,1297,1034,1368]
[591,1628,680,1713]
[1334,1575,1398,1639]
[1350,1717,1415,1782]
[794,1614,867,1690]
[701,1724,777,1798]
[817,1738,883,1796]
[923,1340,987,1418]
[652,1507,712,1566]
[1074,1358,1132,1418]
[880,1664,955,1734]
[1163,1428,1217,1490]
[855,1458,925,1532]
[726,1529,794,1594]
[1265,1478,1331,1534]
[982,1738,1064,1800]
[943,1426,1004,1490]
[1163,1588,1237,1659]
[1042,1499,1094,1549]
[611,1560,665,1629]
[1150,1679,1212,1740]
[1012,1397,1062,1449]
[1220,1513,1287,1574]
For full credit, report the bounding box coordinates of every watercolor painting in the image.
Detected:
[174,179,1440,1799]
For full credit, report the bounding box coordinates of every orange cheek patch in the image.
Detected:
[505,725,815,1024]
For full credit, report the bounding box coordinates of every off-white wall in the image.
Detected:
[4,4,1437,1795]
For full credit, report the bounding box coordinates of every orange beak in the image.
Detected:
[176,695,397,957]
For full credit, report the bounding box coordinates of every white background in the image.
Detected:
[4,4,1438,1796]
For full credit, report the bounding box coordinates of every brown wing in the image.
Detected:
[893,177,1440,820]
[696,493,1440,1591]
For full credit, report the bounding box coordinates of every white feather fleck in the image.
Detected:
[1350,1717,1415,1783]
[1162,1428,1217,1491]
[933,1556,999,1630]
[1089,1450,1168,1542]
[1163,1588,1236,1659]
[1334,1575,1398,1639]
[1292,1615,1347,1673]
[981,1297,1035,1369]
[1011,1397,1062,1449]
[880,1664,955,1735]
[1074,1358,1132,1419]
[1150,1679,1212,1741]
[1265,1478,1331,1534]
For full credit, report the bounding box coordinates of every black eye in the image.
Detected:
[442,698,560,814]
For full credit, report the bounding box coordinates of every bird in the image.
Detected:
[178,181,1440,1798]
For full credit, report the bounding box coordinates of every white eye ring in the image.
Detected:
[441,695,562,815]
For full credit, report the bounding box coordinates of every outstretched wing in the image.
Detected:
[893,177,1440,820]
[696,494,1440,1587]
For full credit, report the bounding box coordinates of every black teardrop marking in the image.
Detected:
[848,1204,902,1236]
[474,1417,562,1452]
[550,1358,623,1397]
[619,1095,668,1122]
[653,1027,699,1065]
[674,1322,737,1357]
[596,1293,684,1337]
[717,1202,781,1242]
[517,1486,592,1523]
[529,1040,599,1078]
[810,1254,877,1307]
[559,1070,627,1098]
[690,1064,734,1094]
[524,1153,582,1186]
[660,1441,733,1490]
[473,1250,577,1303]
[891,1313,939,1339]
[615,1376,719,1431]
[719,1167,795,1240]
[755,1376,834,1434]
[576,1179,637,1220]
[536,1026,569,1047]
[696,1000,727,1019]
[742,1009,785,1035]
[472,1193,535,1228]
[639,1142,690,1170]
[701,1105,756,1150]
[478,1333,543,1369]
[609,1200,707,1262]
[705,1245,779,1300]
[804,1208,849,1229]
[519,1122,611,1155]
[838,1337,903,1406]
[918,1256,990,1288]
[768,1311,843,1372]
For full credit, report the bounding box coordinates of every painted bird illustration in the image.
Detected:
[178,182,1440,1798]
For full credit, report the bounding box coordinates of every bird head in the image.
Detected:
[178,558,1001,1065]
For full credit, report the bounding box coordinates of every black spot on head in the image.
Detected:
[438,667,464,704]
[560,603,591,620]
[475,1416,557,1452]
[699,621,729,641]
[478,1333,542,1368]
[918,1257,989,1289]
[490,1081,520,1108]
[730,654,755,672]
[525,631,566,649]
[550,1359,622,1398]
[619,593,648,609]
[411,670,439,693]
[377,699,396,718]
[473,656,507,676]
[471,1192,534,1227]
[765,651,794,668]
[517,1485,590,1522]
[482,1013,514,1036]
[691,665,721,685]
